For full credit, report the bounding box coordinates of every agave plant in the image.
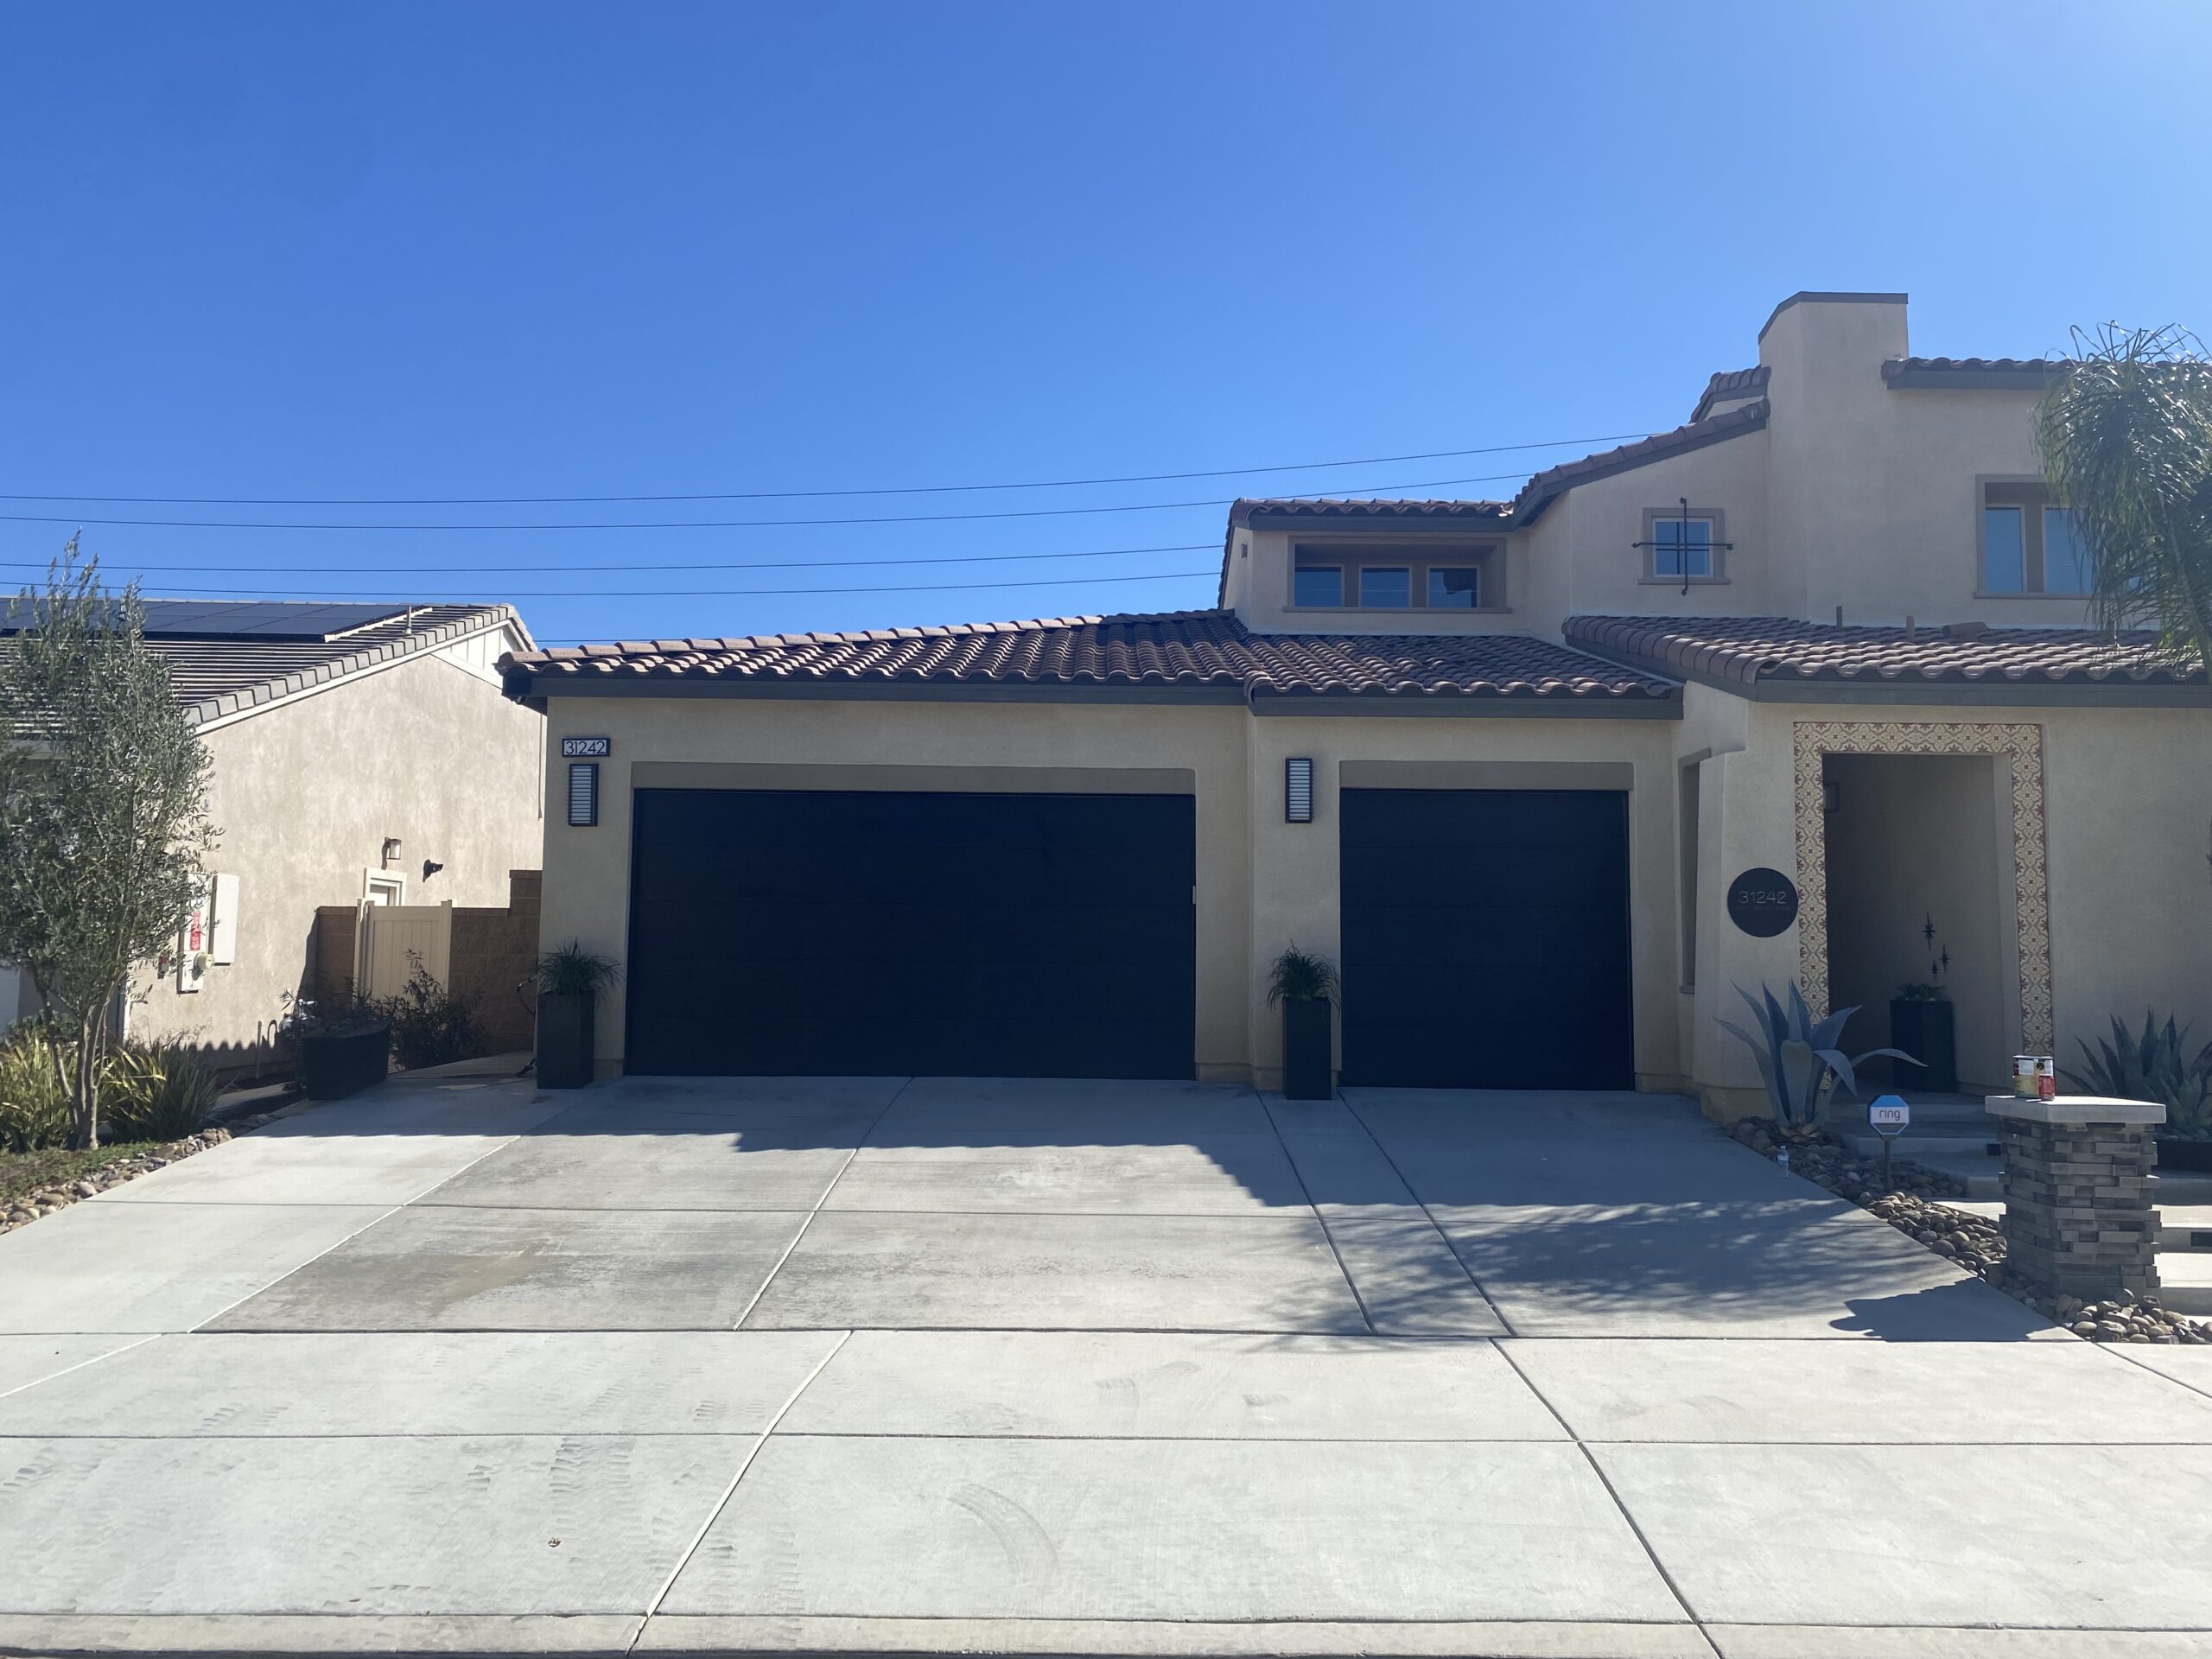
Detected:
[2063,1012,2212,1137]
[1718,982,1919,1135]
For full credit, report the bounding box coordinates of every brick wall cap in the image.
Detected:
[1986,1095,2166,1126]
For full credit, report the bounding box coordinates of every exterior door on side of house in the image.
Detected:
[1338,787,1634,1090]
[626,787,1198,1079]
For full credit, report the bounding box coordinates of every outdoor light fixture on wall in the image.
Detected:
[568,763,600,827]
[380,836,403,868]
[1285,757,1315,823]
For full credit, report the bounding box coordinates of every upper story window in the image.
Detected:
[1637,506,1728,584]
[1427,567,1480,607]
[1291,543,1501,610]
[1980,482,2091,596]
[1358,567,1411,607]
[1653,518,1715,579]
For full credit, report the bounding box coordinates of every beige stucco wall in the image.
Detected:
[130,632,544,1067]
[1230,294,2094,646]
[531,690,1688,1087]
[1680,686,2212,1119]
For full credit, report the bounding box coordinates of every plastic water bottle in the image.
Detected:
[1777,1146,1790,1173]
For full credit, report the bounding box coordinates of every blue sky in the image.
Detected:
[3,1,2207,646]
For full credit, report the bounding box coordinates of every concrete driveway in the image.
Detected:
[3,1073,2210,1658]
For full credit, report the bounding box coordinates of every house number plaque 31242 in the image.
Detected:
[560,736,612,758]
[1726,867,1800,938]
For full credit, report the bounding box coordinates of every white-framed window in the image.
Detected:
[2042,505,2092,595]
[1357,566,1412,607]
[1652,517,1716,580]
[1290,544,1503,609]
[363,870,406,906]
[1427,566,1480,608]
[1637,507,1726,583]
[1980,482,2093,596]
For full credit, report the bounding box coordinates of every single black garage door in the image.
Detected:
[626,789,1196,1078]
[1339,788,1633,1090]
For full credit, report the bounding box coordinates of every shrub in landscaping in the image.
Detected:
[105,1042,221,1142]
[0,1022,74,1153]
[373,957,485,1071]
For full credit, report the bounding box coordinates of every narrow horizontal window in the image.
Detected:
[1294,566,1344,607]
[1358,566,1411,607]
[1983,505,2025,594]
[1427,567,1480,608]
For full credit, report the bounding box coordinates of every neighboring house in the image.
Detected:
[499,292,2210,1118]
[3,600,545,1071]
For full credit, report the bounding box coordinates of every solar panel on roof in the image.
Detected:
[135,601,412,641]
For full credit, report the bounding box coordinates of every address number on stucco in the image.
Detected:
[561,736,612,758]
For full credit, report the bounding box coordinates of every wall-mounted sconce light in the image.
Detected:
[568,762,600,827]
[1285,757,1314,823]
[422,860,445,881]
[380,836,403,868]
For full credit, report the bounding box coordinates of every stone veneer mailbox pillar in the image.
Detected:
[1986,1094,2166,1303]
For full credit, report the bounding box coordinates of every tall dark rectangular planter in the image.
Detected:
[537,991,595,1089]
[1281,997,1334,1101]
[1889,997,1957,1092]
[299,1025,391,1101]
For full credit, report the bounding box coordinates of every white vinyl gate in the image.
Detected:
[357,902,453,1001]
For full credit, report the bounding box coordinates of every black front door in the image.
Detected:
[626,788,1197,1078]
[1338,787,1634,1089]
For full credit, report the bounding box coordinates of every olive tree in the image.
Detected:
[0,542,216,1147]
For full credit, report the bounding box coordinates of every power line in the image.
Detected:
[0,540,1217,578]
[0,433,1650,507]
[127,568,1222,601]
[0,468,1535,533]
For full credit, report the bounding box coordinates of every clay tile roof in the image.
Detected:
[1881,356,2064,388]
[504,607,1679,704]
[1563,614,2204,687]
[1510,400,1769,524]
[1228,498,1512,526]
[1689,365,1770,423]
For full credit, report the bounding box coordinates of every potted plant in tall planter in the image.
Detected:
[1885,918,1956,1092]
[1268,945,1339,1102]
[280,994,393,1102]
[1889,983,1957,1092]
[532,943,620,1090]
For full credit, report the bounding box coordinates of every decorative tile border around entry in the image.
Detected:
[1791,720,2052,1053]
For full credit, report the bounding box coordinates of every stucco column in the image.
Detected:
[1987,1095,2165,1303]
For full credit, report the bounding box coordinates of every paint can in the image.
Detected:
[2014,1055,2040,1099]
[2037,1056,2056,1101]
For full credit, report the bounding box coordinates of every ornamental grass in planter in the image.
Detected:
[282,998,392,1101]
[531,943,620,1090]
[1268,945,1339,1103]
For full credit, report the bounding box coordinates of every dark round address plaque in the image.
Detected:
[1726,867,1800,938]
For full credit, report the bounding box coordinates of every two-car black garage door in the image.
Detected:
[1339,788,1634,1090]
[626,789,1196,1078]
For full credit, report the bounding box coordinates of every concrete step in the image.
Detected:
[1840,1131,2004,1159]
[2158,1252,2212,1315]
[2159,1206,2212,1254]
